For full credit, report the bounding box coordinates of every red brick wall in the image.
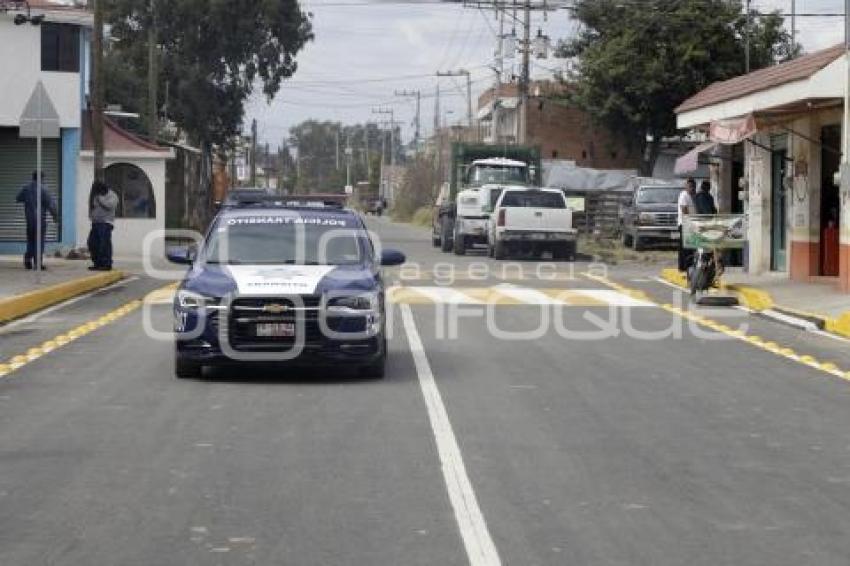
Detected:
[525,97,641,170]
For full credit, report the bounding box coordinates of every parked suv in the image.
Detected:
[620,182,684,250]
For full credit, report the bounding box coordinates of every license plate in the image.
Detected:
[256,323,295,337]
[670,232,681,240]
[530,233,546,240]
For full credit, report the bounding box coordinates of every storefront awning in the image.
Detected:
[674,142,717,175]
[709,114,757,144]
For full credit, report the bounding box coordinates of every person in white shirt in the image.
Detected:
[677,178,697,271]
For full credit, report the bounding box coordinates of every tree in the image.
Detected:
[557,0,799,174]
[105,0,313,150]
[288,121,388,194]
[393,154,437,221]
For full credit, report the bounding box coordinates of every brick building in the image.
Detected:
[477,81,641,170]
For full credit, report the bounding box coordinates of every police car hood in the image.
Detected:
[183,263,378,298]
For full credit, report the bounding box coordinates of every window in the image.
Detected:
[41,23,80,73]
[501,191,565,209]
[104,163,156,218]
[637,187,684,204]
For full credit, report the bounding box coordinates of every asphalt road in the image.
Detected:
[2,217,850,566]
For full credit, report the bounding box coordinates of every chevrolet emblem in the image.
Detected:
[262,303,291,314]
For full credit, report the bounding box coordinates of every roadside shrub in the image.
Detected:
[392,154,438,221]
[411,206,433,227]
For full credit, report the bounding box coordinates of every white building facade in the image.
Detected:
[0,2,92,255]
[676,45,848,294]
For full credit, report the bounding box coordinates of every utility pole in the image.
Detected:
[841,0,849,213]
[434,83,441,135]
[250,119,257,186]
[284,138,286,195]
[492,7,504,144]
[372,107,394,165]
[372,108,394,198]
[519,0,531,144]
[91,0,105,181]
[790,0,796,52]
[345,133,352,189]
[335,127,340,170]
[745,0,751,73]
[264,142,270,188]
[364,125,371,179]
[436,70,473,133]
[146,0,158,140]
[394,89,421,150]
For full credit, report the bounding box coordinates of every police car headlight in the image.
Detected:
[326,292,379,312]
[177,289,221,310]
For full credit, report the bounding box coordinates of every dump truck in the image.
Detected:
[432,142,542,254]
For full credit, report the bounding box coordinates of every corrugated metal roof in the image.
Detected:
[676,44,845,114]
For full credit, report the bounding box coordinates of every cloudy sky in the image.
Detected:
[245,0,845,149]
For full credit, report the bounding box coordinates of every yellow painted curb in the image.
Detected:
[826,312,850,339]
[659,267,850,340]
[660,268,687,288]
[0,271,124,324]
[660,268,774,311]
[724,284,774,312]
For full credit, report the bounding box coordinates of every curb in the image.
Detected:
[658,268,850,339]
[0,271,125,324]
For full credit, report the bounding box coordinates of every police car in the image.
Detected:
[166,195,405,379]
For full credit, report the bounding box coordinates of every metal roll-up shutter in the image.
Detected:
[0,128,61,242]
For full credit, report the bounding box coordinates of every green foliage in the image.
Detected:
[105,0,313,148]
[393,154,437,221]
[288,121,388,194]
[558,0,799,173]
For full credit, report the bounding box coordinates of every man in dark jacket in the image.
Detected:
[694,180,718,215]
[16,171,59,270]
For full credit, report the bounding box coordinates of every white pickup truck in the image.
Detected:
[487,188,577,260]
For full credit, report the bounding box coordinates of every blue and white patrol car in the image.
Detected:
[166,195,405,379]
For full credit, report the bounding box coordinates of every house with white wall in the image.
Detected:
[676,45,848,294]
[77,113,173,258]
[0,0,92,255]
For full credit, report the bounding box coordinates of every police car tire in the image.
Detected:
[174,352,202,379]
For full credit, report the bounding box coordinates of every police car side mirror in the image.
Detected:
[380,249,406,266]
[166,246,194,265]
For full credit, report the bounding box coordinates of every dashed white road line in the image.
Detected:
[400,304,502,566]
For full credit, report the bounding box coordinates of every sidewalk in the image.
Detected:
[661,266,850,338]
[722,271,848,320]
[0,256,125,323]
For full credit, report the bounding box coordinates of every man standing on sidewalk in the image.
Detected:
[677,178,696,271]
[87,181,119,271]
[16,171,58,271]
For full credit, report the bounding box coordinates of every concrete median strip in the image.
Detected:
[0,271,125,325]
[659,268,850,340]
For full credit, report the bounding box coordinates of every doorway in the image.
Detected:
[770,140,788,272]
[820,125,841,276]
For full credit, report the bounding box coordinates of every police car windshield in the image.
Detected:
[204,214,363,265]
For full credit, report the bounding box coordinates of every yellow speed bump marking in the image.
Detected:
[0,297,145,380]
[583,272,850,384]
